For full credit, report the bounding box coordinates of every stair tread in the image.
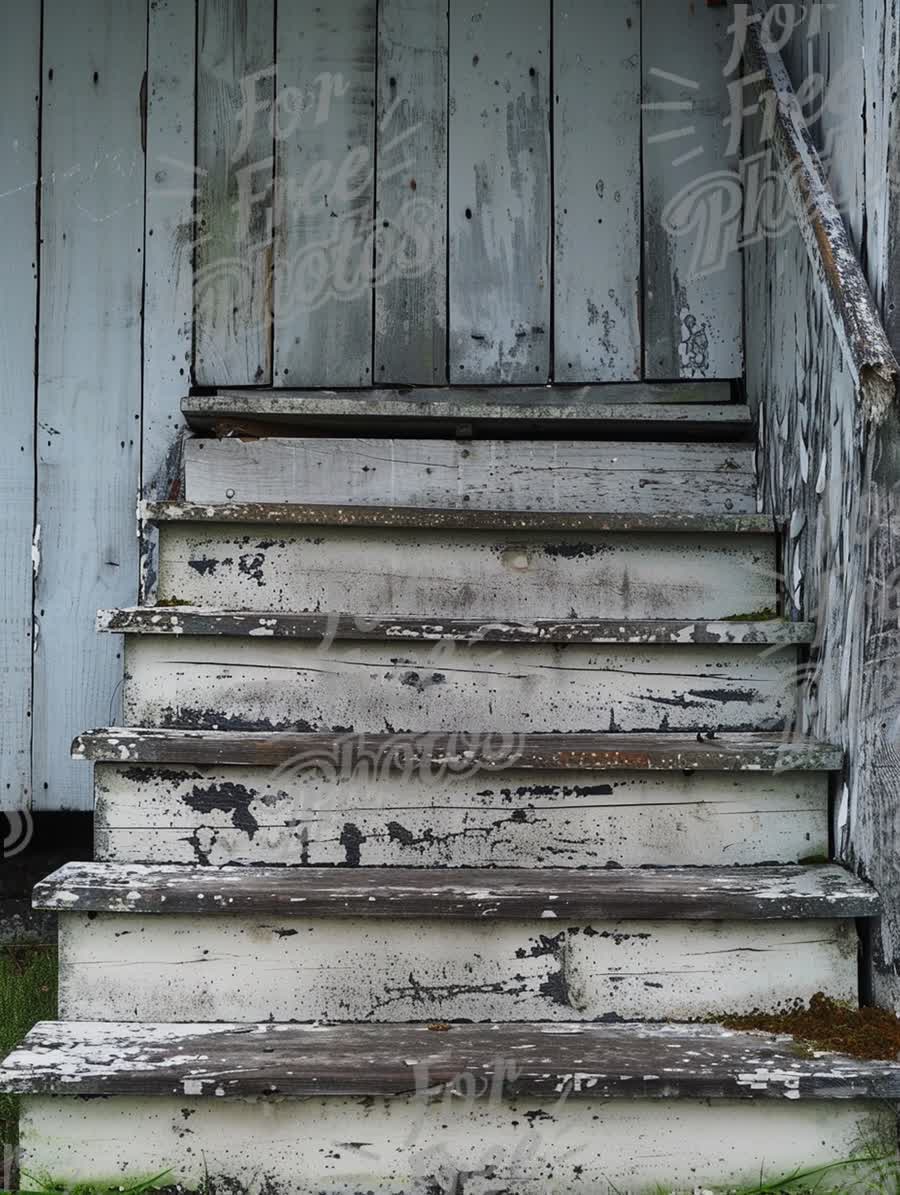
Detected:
[4,1018,898,1100]
[183,385,746,440]
[73,728,842,771]
[33,861,877,919]
[98,610,815,645]
[143,501,776,533]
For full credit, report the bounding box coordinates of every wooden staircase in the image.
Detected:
[4,386,899,1193]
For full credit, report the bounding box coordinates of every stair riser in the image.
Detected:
[156,524,778,620]
[58,914,857,1023]
[184,437,757,514]
[94,763,829,868]
[21,1098,891,1194]
[122,638,799,735]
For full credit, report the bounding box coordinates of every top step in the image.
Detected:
[183,383,751,441]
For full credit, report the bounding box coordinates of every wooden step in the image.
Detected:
[6,1019,899,1101]
[34,862,879,920]
[100,609,816,646]
[93,759,830,869]
[118,635,801,736]
[38,863,869,1023]
[183,437,757,515]
[73,728,844,771]
[142,505,779,621]
[7,1026,896,1195]
[184,382,750,441]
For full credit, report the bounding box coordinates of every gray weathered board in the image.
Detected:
[71,729,844,772]
[642,0,743,379]
[34,0,145,812]
[150,518,778,620]
[0,1,39,808]
[7,1020,900,1101]
[554,0,641,381]
[93,760,829,869]
[120,636,799,735]
[195,0,274,385]
[374,0,449,384]
[273,0,376,387]
[56,910,858,1024]
[183,437,757,512]
[448,0,551,383]
[142,0,196,500]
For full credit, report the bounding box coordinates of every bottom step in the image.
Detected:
[5,1022,899,1193]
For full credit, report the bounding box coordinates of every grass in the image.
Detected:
[0,944,57,1158]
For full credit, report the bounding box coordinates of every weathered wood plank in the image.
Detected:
[99,610,816,646]
[142,0,196,500]
[146,501,776,533]
[273,0,376,386]
[642,0,743,379]
[8,1021,900,1102]
[121,636,798,736]
[39,862,870,919]
[0,0,40,808]
[153,522,778,620]
[448,0,551,383]
[374,0,448,384]
[72,728,845,773]
[194,0,274,385]
[554,0,641,381]
[94,762,829,868]
[56,912,857,1024]
[183,438,757,513]
[15,1097,894,1195]
[34,0,145,811]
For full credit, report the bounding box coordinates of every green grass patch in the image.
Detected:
[0,944,57,1157]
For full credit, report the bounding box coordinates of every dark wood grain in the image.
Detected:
[72,728,843,772]
[32,861,879,920]
[4,1019,900,1100]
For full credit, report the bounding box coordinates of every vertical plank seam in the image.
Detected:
[371,0,380,387]
[548,0,555,383]
[444,0,450,385]
[638,0,645,379]
[139,0,150,501]
[269,0,278,387]
[190,0,201,388]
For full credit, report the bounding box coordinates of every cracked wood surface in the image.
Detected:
[71,728,843,771]
[100,610,816,645]
[6,1020,900,1100]
[93,762,829,869]
[183,438,757,514]
[34,862,878,920]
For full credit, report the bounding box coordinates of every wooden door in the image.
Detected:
[192,0,743,390]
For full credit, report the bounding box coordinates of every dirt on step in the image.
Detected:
[720,992,900,1060]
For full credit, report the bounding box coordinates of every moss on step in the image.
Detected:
[722,608,780,622]
[718,992,900,1061]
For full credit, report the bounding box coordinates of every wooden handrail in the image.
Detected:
[745,4,898,423]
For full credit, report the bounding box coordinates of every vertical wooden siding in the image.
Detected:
[0,2,40,810]
[34,0,146,812]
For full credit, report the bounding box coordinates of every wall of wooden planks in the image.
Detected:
[746,1,900,1011]
[0,0,745,811]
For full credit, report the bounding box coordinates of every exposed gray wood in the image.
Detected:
[35,0,145,812]
[0,1,40,808]
[99,610,816,646]
[7,1020,900,1101]
[273,0,376,386]
[448,0,551,383]
[120,636,799,736]
[34,861,877,920]
[94,762,830,869]
[145,500,776,534]
[142,0,195,500]
[554,0,641,381]
[374,0,448,384]
[153,520,779,620]
[744,4,898,424]
[642,0,743,379]
[57,913,856,1024]
[183,437,757,513]
[195,0,274,385]
[71,728,844,772]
